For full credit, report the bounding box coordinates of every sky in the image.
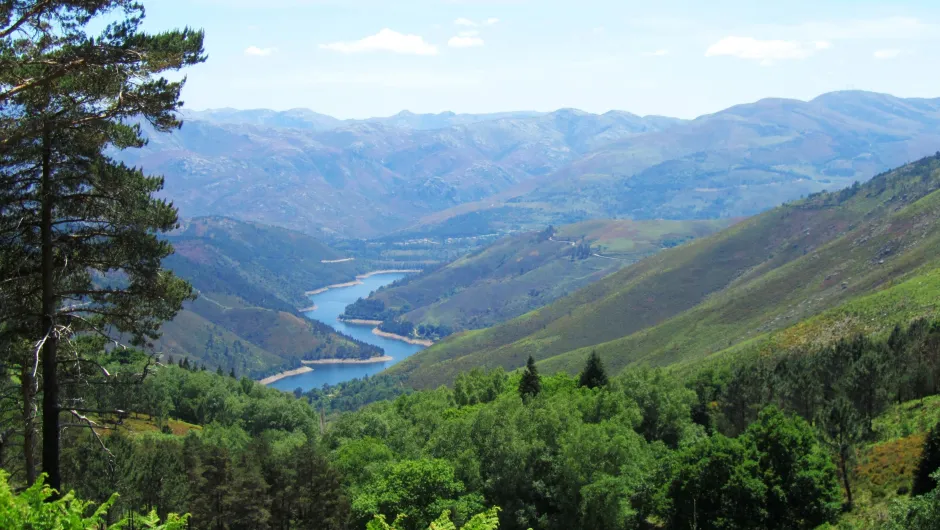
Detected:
[144,0,940,120]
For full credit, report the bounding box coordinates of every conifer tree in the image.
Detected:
[518,356,541,399]
[216,366,224,377]
[914,421,940,495]
[578,350,609,389]
[0,1,204,490]
[818,397,864,509]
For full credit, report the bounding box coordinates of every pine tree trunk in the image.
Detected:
[20,363,37,485]
[39,122,61,493]
[840,448,853,510]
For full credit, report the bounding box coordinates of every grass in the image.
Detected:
[873,396,940,444]
[120,416,203,437]
[844,396,940,526]
[93,414,203,437]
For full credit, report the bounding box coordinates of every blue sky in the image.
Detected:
[145,0,940,119]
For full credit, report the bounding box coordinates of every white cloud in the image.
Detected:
[448,35,485,48]
[459,30,479,37]
[815,41,832,50]
[455,18,477,27]
[642,49,669,57]
[486,18,500,25]
[705,36,822,62]
[873,49,901,60]
[320,29,438,56]
[244,46,276,57]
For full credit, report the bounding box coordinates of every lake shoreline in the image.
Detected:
[258,366,313,385]
[372,328,434,347]
[301,356,394,365]
[356,269,421,279]
[302,270,421,297]
[271,271,427,392]
[305,280,362,296]
[339,317,383,325]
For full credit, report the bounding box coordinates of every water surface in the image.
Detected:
[269,273,424,392]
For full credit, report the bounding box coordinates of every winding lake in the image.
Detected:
[268,273,425,392]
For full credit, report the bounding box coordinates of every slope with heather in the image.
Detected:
[390,153,940,388]
[341,218,732,340]
[415,91,940,235]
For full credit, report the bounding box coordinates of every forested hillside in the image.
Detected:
[342,219,731,341]
[157,217,382,376]
[166,216,366,309]
[13,313,940,529]
[393,153,940,388]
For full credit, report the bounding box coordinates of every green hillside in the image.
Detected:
[391,153,940,388]
[341,219,731,340]
[156,217,382,377]
[165,216,368,309]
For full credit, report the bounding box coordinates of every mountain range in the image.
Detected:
[389,153,940,388]
[121,90,940,240]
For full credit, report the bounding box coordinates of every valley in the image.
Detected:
[267,272,427,392]
[130,97,940,530]
[9,2,940,529]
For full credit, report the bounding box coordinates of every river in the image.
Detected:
[268,273,425,392]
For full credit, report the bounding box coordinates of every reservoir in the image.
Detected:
[268,272,425,392]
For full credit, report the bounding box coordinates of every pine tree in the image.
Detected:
[230,367,237,379]
[578,350,609,389]
[216,365,224,377]
[914,422,940,495]
[0,1,204,490]
[518,356,541,399]
[225,453,272,530]
[818,397,864,510]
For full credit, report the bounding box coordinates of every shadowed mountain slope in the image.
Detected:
[156,217,380,376]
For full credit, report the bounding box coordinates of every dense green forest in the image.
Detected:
[4,315,940,528]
